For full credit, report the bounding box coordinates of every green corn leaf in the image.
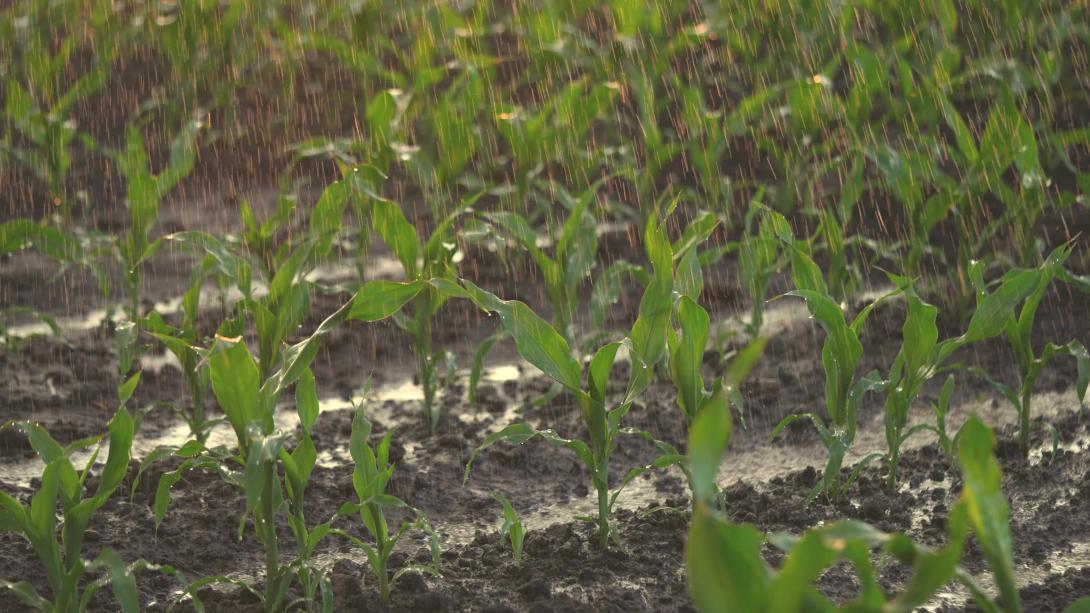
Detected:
[14,421,66,464]
[166,230,252,297]
[588,342,621,409]
[722,338,767,391]
[672,297,711,421]
[962,269,1039,344]
[688,393,733,503]
[118,372,141,406]
[308,180,349,260]
[0,490,29,534]
[209,339,263,445]
[372,201,420,278]
[887,519,966,610]
[93,408,134,500]
[465,423,593,484]
[787,289,861,427]
[769,529,838,611]
[0,219,82,261]
[0,579,51,610]
[460,280,582,393]
[464,424,536,484]
[1066,598,1090,613]
[242,430,288,514]
[686,508,770,612]
[674,248,704,301]
[296,368,319,433]
[492,492,524,562]
[29,460,60,550]
[933,82,979,164]
[267,245,314,309]
[468,331,504,404]
[590,260,648,330]
[156,121,201,194]
[788,243,828,297]
[902,291,939,373]
[349,280,426,322]
[91,548,141,613]
[957,417,1021,613]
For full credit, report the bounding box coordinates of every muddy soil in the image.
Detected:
[3,224,1090,612]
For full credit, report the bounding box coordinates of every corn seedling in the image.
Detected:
[664,233,766,504]
[153,339,332,612]
[113,121,201,322]
[491,492,525,565]
[151,277,425,611]
[477,179,602,345]
[1,12,116,221]
[956,416,1023,613]
[142,262,215,443]
[678,83,728,210]
[738,204,788,338]
[0,409,184,612]
[627,67,679,203]
[969,246,1090,456]
[494,79,615,195]
[668,294,766,506]
[141,0,249,123]
[771,245,894,505]
[369,194,480,434]
[880,264,1049,485]
[332,409,440,602]
[815,156,868,305]
[462,214,677,548]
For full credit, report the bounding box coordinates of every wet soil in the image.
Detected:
[2,229,1090,611]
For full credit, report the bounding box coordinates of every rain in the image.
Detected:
[1,1,1089,611]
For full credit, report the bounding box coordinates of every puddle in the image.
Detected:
[0,363,525,489]
[1,253,409,340]
[927,540,1090,609]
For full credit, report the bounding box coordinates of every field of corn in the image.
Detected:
[2,1,1090,611]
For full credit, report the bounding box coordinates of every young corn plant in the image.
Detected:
[494,79,615,195]
[738,204,789,338]
[878,266,1043,485]
[369,194,480,434]
[0,408,181,612]
[462,214,678,548]
[678,83,728,211]
[331,409,440,603]
[152,279,415,612]
[815,156,871,305]
[664,235,766,504]
[687,407,1015,612]
[114,121,202,322]
[1,14,117,221]
[152,337,333,612]
[588,207,720,350]
[969,246,1090,456]
[870,143,954,279]
[627,68,680,204]
[491,492,525,565]
[154,178,355,449]
[770,244,894,505]
[477,179,602,345]
[668,293,766,507]
[142,261,215,443]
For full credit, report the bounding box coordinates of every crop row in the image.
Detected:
[4,1,1090,307]
[3,191,1089,610]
